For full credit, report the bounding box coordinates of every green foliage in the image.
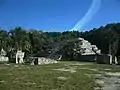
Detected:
[1,22,120,61]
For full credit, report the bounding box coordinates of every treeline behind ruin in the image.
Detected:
[0,23,120,61]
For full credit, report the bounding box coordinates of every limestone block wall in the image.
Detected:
[78,54,111,64]
[78,55,96,62]
[78,38,101,55]
[38,57,57,65]
[96,55,110,64]
[0,56,9,62]
[30,57,58,65]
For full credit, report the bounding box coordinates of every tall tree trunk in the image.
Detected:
[109,35,119,64]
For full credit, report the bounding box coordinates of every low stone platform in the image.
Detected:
[78,55,96,62]
[0,56,9,63]
[96,54,110,64]
[29,57,57,65]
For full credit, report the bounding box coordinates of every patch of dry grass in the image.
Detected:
[0,61,119,90]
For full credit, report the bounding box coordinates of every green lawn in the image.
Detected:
[0,61,120,90]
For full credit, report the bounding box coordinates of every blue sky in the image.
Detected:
[0,0,120,32]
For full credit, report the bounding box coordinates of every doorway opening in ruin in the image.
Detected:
[18,58,20,63]
[34,58,38,65]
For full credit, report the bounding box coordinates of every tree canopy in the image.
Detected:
[0,23,120,61]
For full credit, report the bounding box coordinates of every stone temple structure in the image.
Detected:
[78,38,101,55]
[16,50,25,64]
[29,57,57,65]
[78,38,119,64]
[0,49,9,62]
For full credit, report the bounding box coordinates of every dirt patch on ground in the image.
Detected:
[105,72,120,77]
[94,72,120,90]
[104,69,111,71]
[57,76,68,81]
[53,68,76,73]
[79,67,98,72]
[65,63,91,67]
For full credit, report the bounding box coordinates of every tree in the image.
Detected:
[108,23,120,63]
[9,27,31,60]
[0,29,10,51]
